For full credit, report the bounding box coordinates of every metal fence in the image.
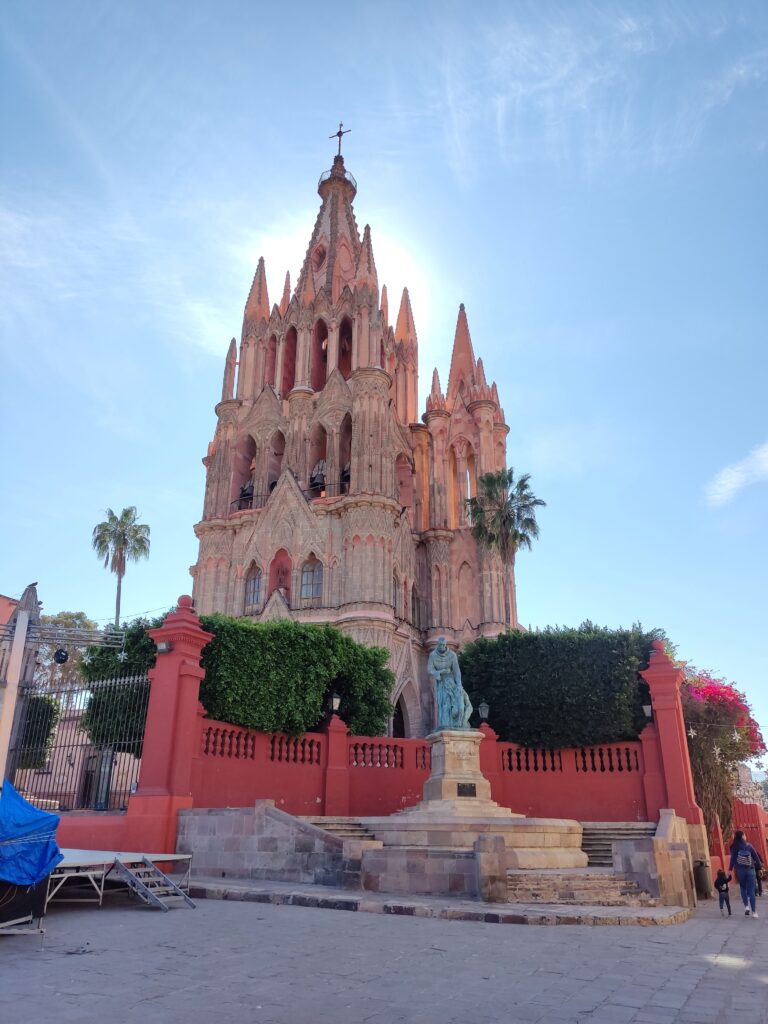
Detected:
[6,674,150,812]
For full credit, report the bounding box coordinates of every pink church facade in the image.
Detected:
[191,155,513,736]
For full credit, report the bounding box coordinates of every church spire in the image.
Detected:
[446,303,476,401]
[295,154,361,305]
[380,284,389,328]
[243,256,270,331]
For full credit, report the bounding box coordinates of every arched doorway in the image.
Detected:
[392,698,406,738]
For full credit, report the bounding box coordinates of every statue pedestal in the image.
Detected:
[360,728,589,874]
[416,729,517,818]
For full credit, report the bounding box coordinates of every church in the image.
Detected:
[191,151,513,736]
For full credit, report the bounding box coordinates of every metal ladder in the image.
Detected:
[112,857,196,911]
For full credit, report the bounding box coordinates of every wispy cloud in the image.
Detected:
[706,441,768,506]
[424,7,768,181]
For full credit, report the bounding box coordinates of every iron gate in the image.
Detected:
[6,674,149,812]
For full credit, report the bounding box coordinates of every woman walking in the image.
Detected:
[729,830,763,917]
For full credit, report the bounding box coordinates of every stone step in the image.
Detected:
[507,870,657,907]
[580,822,657,867]
[304,817,377,841]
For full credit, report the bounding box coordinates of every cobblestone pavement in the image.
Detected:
[1,897,766,1024]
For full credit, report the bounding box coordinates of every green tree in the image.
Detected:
[34,611,97,703]
[79,677,150,756]
[16,694,61,770]
[91,507,150,627]
[466,468,546,627]
[81,617,161,681]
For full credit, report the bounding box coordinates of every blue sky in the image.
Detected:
[1,2,766,740]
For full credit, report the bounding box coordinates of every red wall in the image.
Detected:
[191,722,326,815]
[732,798,768,864]
[493,742,647,821]
[54,601,705,855]
[186,720,648,822]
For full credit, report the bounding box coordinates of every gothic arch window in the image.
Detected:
[465,444,477,526]
[447,446,458,529]
[265,334,277,388]
[244,564,262,613]
[231,434,257,511]
[308,422,328,496]
[495,442,505,471]
[268,549,292,603]
[310,319,329,392]
[300,555,323,605]
[281,326,298,395]
[411,584,421,630]
[267,430,285,491]
[392,571,399,615]
[338,317,353,380]
[392,697,406,738]
[338,413,352,494]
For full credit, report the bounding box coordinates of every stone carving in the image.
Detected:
[427,637,472,731]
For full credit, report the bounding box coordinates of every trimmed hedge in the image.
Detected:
[85,614,394,737]
[198,616,393,736]
[459,622,660,748]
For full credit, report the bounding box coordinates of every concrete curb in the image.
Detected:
[189,879,693,927]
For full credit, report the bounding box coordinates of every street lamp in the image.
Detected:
[642,704,653,720]
[478,699,490,722]
[332,692,341,713]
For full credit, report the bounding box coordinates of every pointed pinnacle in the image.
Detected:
[355,224,378,290]
[279,271,290,315]
[244,256,270,322]
[299,263,316,306]
[447,302,476,398]
[380,284,389,327]
[395,287,417,343]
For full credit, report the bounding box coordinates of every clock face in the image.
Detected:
[54,648,69,665]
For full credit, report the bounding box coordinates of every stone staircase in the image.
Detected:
[580,821,657,866]
[507,869,657,907]
[304,816,377,841]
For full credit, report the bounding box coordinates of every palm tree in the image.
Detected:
[466,468,546,628]
[92,507,151,627]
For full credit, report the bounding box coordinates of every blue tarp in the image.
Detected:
[0,781,63,885]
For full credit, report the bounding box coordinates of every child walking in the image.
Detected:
[714,869,732,916]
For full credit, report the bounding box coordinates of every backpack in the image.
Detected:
[736,847,754,869]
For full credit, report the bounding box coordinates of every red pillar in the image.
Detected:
[127,596,213,851]
[638,722,666,821]
[323,715,350,816]
[640,640,704,827]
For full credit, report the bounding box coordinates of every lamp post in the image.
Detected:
[478,699,489,722]
[331,692,341,714]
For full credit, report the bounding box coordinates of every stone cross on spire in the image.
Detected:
[330,121,351,156]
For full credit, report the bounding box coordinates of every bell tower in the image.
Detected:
[192,145,514,737]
